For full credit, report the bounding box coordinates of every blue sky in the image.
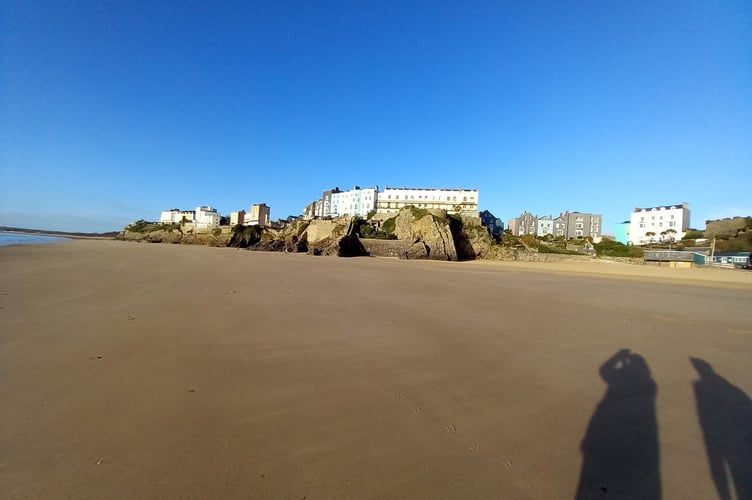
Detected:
[1,0,750,233]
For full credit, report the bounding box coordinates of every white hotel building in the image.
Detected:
[375,187,479,217]
[629,203,690,245]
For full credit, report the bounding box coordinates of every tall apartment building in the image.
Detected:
[628,203,689,245]
[247,203,270,227]
[375,187,478,217]
[230,210,246,226]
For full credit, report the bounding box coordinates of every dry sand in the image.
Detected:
[1,240,750,499]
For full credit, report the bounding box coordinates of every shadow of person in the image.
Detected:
[575,349,660,499]
[691,357,752,500]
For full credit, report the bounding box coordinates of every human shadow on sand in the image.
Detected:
[575,349,660,500]
[691,357,752,500]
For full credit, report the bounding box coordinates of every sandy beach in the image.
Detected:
[1,239,750,499]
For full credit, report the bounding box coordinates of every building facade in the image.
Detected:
[511,210,602,240]
[194,206,220,229]
[537,216,553,237]
[248,203,270,227]
[331,186,377,218]
[562,212,602,239]
[230,210,246,226]
[479,210,504,235]
[375,187,478,217]
[515,212,537,235]
[629,203,690,245]
[614,221,630,245]
[160,209,195,224]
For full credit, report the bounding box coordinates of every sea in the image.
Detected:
[0,231,72,247]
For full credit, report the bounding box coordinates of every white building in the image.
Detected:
[160,209,194,224]
[331,186,377,218]
[629,203,690,245]
[194,206,220,229]
[375,187,478,217]
[247,203,270,227]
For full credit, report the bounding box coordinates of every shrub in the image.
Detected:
[381,217,396,234]
[537,245,578,255]
[593,240,644,258]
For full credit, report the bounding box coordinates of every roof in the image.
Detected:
[643,250,696,262]
[633,203,687,212]
[713,251,751,257]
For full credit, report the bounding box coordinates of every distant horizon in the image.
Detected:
[2,1,750,233]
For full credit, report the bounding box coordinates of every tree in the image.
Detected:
[665,229,677,241]
[645,231,656,243]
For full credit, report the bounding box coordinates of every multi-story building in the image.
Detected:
[553,215,567,238]
[194,206,220,229]
[247,203,270,227]
[479,210,504,235]
[562,211,602,239]
[512,210,602,240]
[515,212,537,236]
[303,201,318,220]
[537,215,554,237]
[614,221,630,245]
[315,188,340,218]
[629,203,689,245]
[375,187,478,217]
[230,210,246,226]
[159,209,194,224]
[331,186,377,218]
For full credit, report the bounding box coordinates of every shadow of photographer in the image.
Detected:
[575,349,660,499]
[691,357,751,500]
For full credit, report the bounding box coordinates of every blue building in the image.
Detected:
[479,210,504,236]
[614,221,631,245]
[694,251,751,268]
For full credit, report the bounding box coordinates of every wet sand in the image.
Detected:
[1,240,750,499]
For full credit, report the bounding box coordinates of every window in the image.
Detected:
[463,197,467,201]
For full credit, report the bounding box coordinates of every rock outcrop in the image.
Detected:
[117,209,502,261]
[390,208,457,261]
